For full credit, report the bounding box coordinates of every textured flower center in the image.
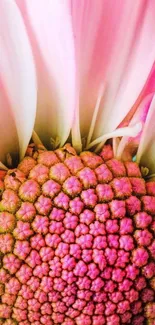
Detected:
[0,144,154,325]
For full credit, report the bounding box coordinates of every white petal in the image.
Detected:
[17,0,76,148]
[0,0,37,160]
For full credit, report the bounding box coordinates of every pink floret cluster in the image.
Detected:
[0,144,154,325]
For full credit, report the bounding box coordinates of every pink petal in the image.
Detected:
[136,95,155,174]
[116,94,154,160]
[0,0,37,160]
[94,1,155,138]
[16,0,76,149]
[70,0,155,147]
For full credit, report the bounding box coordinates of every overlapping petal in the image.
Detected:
[114,63,155,162]
[70,0,155,150]
[115,94,154,161]
[16,0,76,149]
[1,0,155,168]
[0,0,37,162]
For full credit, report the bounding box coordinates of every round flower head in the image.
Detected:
[0,1,155,325]
[0,144,154,324]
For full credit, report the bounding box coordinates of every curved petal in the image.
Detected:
[94,0,155,138]
[70,0,155,146]
[116,94,154,160]
[136,95,155,174]
[117,62,155,129]
[86,122,142,152]
[116,63,155,161]
[0,0,37,160]
[16,0,76,149]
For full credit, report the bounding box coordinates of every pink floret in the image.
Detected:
[0,304,12,318]
[35,195,52,215]
[142,195,155,214]
[63,212,78,229]
[40,276,53,293]
[49,257,62,278]
[109,199,126,219]
[0,233,14,253]
[61,229,75,243]
[126,196,141,215]
[62,255,76,270]
[107,234,119,248]
[69,197,84,215]
[141,288,154,303]
[3,254,21,274]
[116,250,130,268]
[119,235,134,251]
[80,209,95,225]
[13,221,33,239]
[40,246,54,262]
[126,264,140,280]
[134,229,152,246]
[134,211,152,228]
[77,276,91,290]
[94,203,110,222]
[105,301,116,316]
[143,262,155,279]
[76,314,91,325]
[70,243,81,259]
[45,233,61,248]
[95,163,113,184]
[132,247,149,267]
[63,176,82,196]
[112,268,125,282]
[94,235,107,249]
[131,301,142,315]
[106,219,119,233]
[78,167,97,189]
[111,177,132,198]
[16,264,32,283]
[121,312,132,323]
[117,300,130,314]
[106,314,120,325]
[26,249,41,268]
[87,263,100,279]
[53,192,70,210]
[120,217,133,234]
[42,179,61,199]
[81,189,98,208]
[96,184,114,202]
[105,248,117,265]
[49,220,64,235]
[14,240,31,259]
[74,261,88,277]
[33,263,49,278]
[27,276,40,291]
[30,233,45,249]
[32,215,49,234]
[125,288,139,303]
[49,207,65,221]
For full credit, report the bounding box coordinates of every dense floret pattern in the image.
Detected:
[0,144,154,325]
